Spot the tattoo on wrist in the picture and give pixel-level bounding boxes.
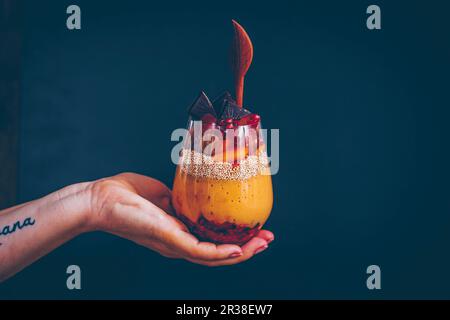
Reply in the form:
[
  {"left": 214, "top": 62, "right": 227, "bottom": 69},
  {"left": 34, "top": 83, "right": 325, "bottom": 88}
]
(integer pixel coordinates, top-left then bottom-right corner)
[{"left": 0, "top": 217, "right": 36, "bottom": 245}]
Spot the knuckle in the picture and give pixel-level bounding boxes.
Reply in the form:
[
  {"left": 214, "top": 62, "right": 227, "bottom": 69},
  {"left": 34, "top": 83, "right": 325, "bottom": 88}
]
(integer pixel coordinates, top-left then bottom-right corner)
[{"left": 116, "top": 172, "right": 136, "bottom": 180}]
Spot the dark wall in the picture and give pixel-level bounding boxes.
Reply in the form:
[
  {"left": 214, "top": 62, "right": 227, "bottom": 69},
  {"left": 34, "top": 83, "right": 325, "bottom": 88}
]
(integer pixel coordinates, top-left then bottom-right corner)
[
  {"left": 0, "top": 0, "right": 20, "bottom": 209},
  {"left": 1, "top": 0, "right": 450, "bottom": 299}
]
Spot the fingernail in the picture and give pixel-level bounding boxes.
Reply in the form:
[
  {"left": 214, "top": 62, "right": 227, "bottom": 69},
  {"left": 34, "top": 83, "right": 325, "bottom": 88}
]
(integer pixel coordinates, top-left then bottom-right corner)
[
  {"left": 229, "top": 252, "right": 242, "bottom": 258},
  {"left": 267, "top": 237, "right": 274, "bottom": 244},
  {"left": 254, "top": 245, "right": 268, "bottom": 255}
]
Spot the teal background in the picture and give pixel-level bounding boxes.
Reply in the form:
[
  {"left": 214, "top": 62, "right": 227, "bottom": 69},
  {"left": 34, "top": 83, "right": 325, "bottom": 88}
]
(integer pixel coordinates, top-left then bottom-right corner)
[{"left": 1, "top": 0, "right": 450, "bottom": 298}]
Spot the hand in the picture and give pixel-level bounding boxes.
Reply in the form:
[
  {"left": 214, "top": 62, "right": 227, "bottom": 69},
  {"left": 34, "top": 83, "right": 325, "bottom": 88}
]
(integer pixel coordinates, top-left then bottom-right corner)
[{"left": 87, "top": 173, "right": 274, "bottom": 266}]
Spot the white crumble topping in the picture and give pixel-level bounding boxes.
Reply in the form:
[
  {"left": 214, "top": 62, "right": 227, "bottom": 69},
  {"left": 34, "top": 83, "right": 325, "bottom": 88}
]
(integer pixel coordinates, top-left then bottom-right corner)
[{"left": 179, "top": 149, "right": 269, "bottom": 180}]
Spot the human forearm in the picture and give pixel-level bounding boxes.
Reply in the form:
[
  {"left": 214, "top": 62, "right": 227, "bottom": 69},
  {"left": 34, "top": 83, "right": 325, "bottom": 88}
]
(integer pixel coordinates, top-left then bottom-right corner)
[
  {"left": 0, "top": 183, "right": 93, "bottom": 281},
  {"left": 0, "top": 172, "right": 273, "bottom": 281}
]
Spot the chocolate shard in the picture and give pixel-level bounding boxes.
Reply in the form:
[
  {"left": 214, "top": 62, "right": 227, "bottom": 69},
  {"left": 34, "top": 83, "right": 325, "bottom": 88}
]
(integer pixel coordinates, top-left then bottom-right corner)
[
  {"left": 221, "top": 104, "right": 251, "bottom": 120},
  {"left": 188, "top": 91, "right": 216, "bottom": 119},
  {"left": 213, "top": 92, "right": 251, "bottom": 120},
  {"left": 212, "top": 91, "right": 235, "bottom": 118},
  {"left": 235, "top": 107, "right": 251, "bottom": 119}
]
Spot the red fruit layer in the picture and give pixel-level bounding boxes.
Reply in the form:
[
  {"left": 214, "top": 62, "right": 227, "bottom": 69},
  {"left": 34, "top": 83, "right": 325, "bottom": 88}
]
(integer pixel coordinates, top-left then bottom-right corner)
[
  {"left": 175, "top": 212, "right": 260, "bottom": 245},
  {"left": 201, "top": 114, "right": 217, "bottom": 124},
  {"left": 201, "top": 113, "right": 260, "bottom": 129}
]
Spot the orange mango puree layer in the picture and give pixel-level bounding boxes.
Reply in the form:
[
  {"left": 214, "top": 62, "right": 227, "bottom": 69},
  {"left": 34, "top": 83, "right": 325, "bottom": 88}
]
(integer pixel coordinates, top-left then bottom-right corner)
[{"left": 172, "top": 166, "right": 273, "bottom": 227}]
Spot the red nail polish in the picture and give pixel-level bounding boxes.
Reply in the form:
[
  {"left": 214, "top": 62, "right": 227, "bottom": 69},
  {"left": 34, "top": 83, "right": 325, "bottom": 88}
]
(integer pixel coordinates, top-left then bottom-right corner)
[{"left": 254, "top": 245, "right": 268, "bottom": 255}]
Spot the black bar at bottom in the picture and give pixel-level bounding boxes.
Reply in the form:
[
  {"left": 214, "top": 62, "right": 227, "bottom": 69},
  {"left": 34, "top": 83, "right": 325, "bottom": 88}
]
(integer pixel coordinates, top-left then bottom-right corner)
[{"left": 0, "top": 300, "right": 443, "bottom": 317}]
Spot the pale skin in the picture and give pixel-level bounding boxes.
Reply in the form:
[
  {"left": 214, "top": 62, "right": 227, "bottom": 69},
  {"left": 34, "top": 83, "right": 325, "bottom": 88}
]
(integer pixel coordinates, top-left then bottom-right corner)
[{"left": 0, "top": 172, "right": 274, "bottom": 282}]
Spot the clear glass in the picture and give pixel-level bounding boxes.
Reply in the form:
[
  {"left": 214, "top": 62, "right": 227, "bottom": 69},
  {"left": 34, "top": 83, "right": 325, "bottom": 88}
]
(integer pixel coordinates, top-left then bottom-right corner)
[{"left": 172, "top": 119, "right": 273, "bottom": 245}]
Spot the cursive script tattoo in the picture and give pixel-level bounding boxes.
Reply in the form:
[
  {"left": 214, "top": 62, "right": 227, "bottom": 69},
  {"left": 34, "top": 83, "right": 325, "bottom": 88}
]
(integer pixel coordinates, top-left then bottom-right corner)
[{"left": 0, "top": 217, "right": 36, "bottom": 245}]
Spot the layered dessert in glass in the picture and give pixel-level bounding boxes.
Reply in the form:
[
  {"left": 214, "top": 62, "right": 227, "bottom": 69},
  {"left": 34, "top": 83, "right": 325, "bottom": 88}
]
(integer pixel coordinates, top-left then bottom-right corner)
[
  {"left": 172, "top": 20, "right": 273, "bottom": 245},
  {"left": 172, "top": 92, "right": 273, "bottom": 245}
]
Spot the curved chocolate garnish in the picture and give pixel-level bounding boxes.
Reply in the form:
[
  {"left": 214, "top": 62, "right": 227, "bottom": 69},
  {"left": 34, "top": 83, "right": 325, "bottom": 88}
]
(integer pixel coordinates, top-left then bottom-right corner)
[
  {"left": 231, "top": 20, "right": 253, "bottom": 107},
  {"left": 188, "top": 91, "right": 216, "bottom": 119}
]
